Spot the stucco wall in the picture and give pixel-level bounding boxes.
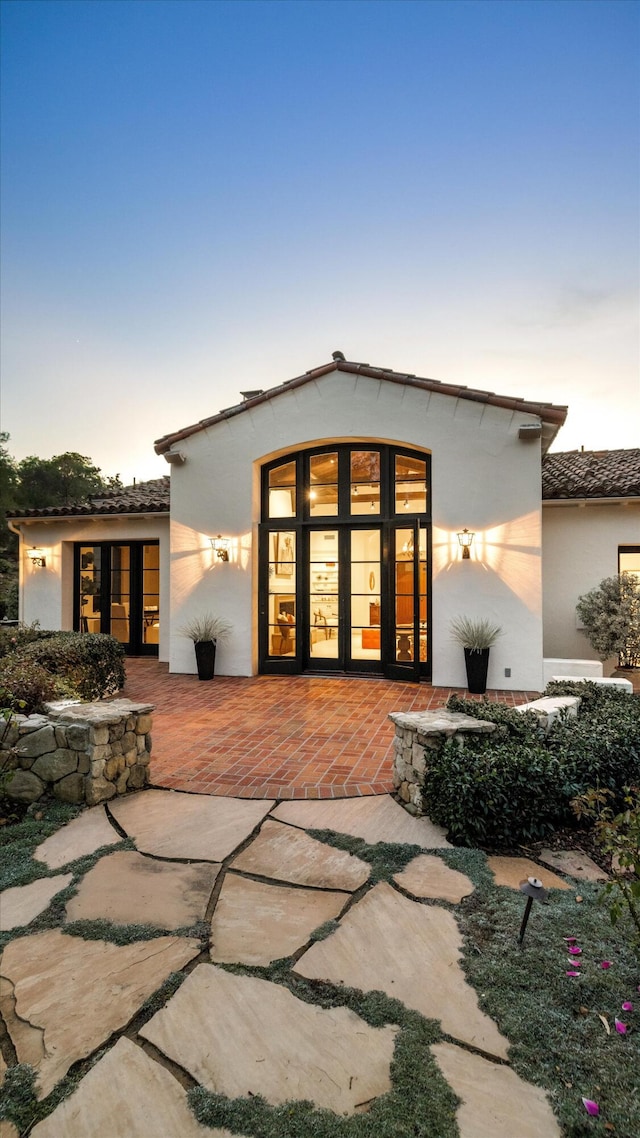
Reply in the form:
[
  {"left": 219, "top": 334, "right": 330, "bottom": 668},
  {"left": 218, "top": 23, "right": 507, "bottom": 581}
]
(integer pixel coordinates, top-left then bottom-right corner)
[
  {"left": 168, "top": 368, "right": 545, "bottom": 690},
  {"left": 13, "top": 516, "right": 171, "bottom": 662},
  {"left": 541, "top": 500, "right": 640, "bottom": 670}
]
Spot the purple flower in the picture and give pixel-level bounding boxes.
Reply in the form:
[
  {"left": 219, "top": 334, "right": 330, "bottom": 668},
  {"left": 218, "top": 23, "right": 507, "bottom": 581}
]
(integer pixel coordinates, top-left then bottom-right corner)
[
  {"left": 614, "top": 1018, "right": 627, "bottom": 1035},
  {"left": 568, "top": 946, "right": 582, "bottom": 955},
  {"left": 622, "top": 1001, "right": 633, "bottom": 1012},
  {"left": 601, "top": 961, "right": 611, "bottom": 969},
  {"left": 563, "top": 936, "right": 578, "bottom": 943},
  {"left": 566, "top": 970, "right": 581, "bottom": 977},
  {"left": 582, "top": 1098, "right": 599, "bottom": 1116}
]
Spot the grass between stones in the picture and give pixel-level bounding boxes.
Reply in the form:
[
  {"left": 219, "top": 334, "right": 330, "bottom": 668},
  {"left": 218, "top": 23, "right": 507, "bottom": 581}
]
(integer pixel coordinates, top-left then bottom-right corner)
[{"left": 1, "top": 811, "right": 639, "bottom": 1136}]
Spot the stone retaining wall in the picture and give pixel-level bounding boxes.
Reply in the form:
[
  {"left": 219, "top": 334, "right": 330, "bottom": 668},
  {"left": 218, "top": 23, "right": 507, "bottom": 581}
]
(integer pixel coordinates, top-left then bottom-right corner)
[
  {"left": 0, "top": 699, "right": 154, "bottom": 806},
  {"left": 389, "top": 710, "right": 497, "bottom": 814}
]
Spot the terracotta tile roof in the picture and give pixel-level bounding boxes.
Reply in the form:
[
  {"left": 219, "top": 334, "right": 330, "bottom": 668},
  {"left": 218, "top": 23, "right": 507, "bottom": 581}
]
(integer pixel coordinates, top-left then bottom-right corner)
[
  {"left": 154, "top": 356, "right": 568, "bottom": 455},
  {"left": 7, "top": 476, "right": 171, "bottom": 520},
  {"left": 542, "top": 449, "right": 640, "bottom": 500}
]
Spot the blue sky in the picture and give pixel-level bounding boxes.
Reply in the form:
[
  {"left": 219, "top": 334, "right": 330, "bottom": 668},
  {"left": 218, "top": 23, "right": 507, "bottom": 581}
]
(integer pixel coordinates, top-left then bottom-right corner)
[{"left": 1, "top": 0, "right": 638, "bottom": 484}]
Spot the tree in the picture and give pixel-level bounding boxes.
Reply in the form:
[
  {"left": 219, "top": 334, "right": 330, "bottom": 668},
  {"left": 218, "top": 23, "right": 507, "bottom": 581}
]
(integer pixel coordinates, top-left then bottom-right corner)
[
  {"left": 15, "top": 452, "right": 121, "bottom": 510},
  {"left": 576, "top": 574, "right": 640, "bottom": 668}
]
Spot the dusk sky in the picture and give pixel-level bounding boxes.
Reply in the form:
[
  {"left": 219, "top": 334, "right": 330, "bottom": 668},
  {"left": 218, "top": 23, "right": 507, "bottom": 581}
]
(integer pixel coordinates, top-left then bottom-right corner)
[{"left": 1, "top": 0, "right": 638, "bottom": 486}]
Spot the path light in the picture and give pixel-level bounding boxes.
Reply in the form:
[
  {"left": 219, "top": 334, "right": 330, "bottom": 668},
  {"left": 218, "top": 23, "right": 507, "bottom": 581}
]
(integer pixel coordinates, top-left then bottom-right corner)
[{"left": 518, "top": 877, "right": 548, "bottom": 946}]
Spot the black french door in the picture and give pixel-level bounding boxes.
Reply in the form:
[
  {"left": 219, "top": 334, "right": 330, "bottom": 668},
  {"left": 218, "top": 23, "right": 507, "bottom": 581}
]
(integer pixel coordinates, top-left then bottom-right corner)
[{"left": 73, "top": 541, "right": 160, "bottom": 656}]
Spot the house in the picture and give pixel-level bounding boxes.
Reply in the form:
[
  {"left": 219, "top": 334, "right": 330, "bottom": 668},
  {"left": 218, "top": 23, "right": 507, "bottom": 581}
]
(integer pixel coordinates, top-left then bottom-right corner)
[{"left": 8, "top": 355, "right": 639, "bottom": 691}]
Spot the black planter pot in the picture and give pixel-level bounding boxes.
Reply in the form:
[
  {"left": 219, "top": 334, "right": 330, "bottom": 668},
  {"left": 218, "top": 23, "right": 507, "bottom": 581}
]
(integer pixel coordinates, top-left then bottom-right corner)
[
  {"left": 194, "top": 640, "right": 216, "bottom": 681},
  {"left": 464, "top": 648, "right": 490, "bottom": 695}
]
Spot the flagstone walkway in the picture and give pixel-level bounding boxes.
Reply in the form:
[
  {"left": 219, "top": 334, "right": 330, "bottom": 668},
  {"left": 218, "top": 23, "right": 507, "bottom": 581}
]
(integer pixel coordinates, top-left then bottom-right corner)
[
  {"left": 122, "top": 659, "right": 540, "bottom": 799},
  {"left": 0, "top": 791, "right": 564, "bottom": 1138}
]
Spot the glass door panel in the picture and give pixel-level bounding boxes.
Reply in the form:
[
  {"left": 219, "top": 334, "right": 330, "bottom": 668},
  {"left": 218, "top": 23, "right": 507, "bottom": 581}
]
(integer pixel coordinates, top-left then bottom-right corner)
[
  {"left": 267, "top": 531, "right": 297, "bottom": 656},
  {"left": 142, "top": 544, "right": 160, "bottom": 646},
  {"left": 110, "top": 546, "right": 131, "bottom": 644},
  {"left": 309, "top": 530, "right": 339, "bottom": 659},
  {"left": 386, "top": 525, "right": 420, "bottom": 680},
  {"left": 350, "top": 530, "right": 381, "bottom": 661},
  {"left": 79, "top": 547, "right": 102, "bottom": 633},
  {"left": 418, "top": 526, "right": 428, "bottom": 664}
]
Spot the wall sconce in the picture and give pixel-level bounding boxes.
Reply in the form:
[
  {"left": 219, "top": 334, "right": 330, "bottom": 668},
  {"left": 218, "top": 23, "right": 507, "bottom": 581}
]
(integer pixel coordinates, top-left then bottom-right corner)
[
  {"left": 457, "top": 529, "right": 475, "bottom": 559},
  {"left": 210, "top": 535, "right": 230, "bottom": 562},
  {"left": 27, "top": 546, "right": 47, "bottom": 568}
]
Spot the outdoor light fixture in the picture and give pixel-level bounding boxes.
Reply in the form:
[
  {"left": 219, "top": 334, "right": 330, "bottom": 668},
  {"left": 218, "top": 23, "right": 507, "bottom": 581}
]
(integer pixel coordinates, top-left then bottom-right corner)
[
  {"left": 210, "top": 535, "right": 230, "bottom": 562},
  {"left": 457, "top": 529, "right": 475, "bottom": 559},
  {"left": 26, "top": 546, "right": 46, "bottom": 568},
  {"left": 518, "top": 876, "right": 548, "bottom": 946}
]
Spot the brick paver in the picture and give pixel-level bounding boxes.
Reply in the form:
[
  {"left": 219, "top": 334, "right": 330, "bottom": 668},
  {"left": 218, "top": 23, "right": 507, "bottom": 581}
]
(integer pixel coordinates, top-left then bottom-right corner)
[{"left": 122, "top": 659, "right": 539, "bottom": 800}]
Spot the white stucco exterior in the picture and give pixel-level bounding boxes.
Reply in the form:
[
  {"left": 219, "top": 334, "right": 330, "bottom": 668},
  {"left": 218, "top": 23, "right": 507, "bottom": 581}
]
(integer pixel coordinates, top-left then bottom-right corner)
[
  {"left": 12, "top": 516, "right": 170, "bottom": 662},
  {"left": 167, "top": 367, "right": 546, "bottom": 690},
  {"left": 542, "top": 499, "right": 640, "bottom": 671}
]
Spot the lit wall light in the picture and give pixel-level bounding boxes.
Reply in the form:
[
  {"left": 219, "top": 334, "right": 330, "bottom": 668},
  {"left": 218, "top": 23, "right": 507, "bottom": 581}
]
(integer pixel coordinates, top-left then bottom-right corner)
[
  {"left": 457, "top": 529, "right": 475, "bottom": 559},
  {"left": 26, "top": 546, "right": 47, "bottom": 568},
  {"left": 210, "top": 535, "right": 230, "bottom": 562}
]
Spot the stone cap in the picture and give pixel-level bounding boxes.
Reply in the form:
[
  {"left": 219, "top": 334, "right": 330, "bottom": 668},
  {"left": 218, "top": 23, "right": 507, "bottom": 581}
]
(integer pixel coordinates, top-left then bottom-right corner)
[
  {"left": 388, "top": 710, "right": 496, "bottom": 736},
  {"left": 44, "top": 699, "right": 155, "bottom": 724}
]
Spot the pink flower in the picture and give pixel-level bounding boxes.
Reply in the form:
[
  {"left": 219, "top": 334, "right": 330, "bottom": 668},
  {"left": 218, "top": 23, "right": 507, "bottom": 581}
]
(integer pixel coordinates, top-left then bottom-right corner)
[
  {"left": 566, "top": 970, "right": 581, "bottom": 977},
  {"left": 582, "top": 1098, "right": 599, "bottom": 1116},
  {"left": 622, "top": 1001, "right": 633, "bottom": 1012},
  {"left": 601, "top": 961, "right": 611, "bottom": 969},
  {"left": 568, "top": 946, "right": 582, "bottom": 955},
  {"left": 614, "top": 1018, "right": 627, "bottom": 1035}
]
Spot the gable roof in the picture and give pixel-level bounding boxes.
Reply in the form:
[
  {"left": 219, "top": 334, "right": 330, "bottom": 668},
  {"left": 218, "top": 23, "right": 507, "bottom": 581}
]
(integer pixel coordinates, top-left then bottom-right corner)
[
  {"left": 7, "top": 476, "right": 171, "bottom": 521},
  {"left": 542, "top": 449, "right": 640, "bottom": 501},
  {"left": 154, "top": 355, "right": 568, "bottom": 456}
]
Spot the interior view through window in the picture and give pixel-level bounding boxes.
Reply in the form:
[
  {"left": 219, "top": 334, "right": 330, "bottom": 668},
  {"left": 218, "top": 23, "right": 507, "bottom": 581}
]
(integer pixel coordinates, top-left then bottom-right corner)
[
  {"left": 75, "top": 541, "right": 160, "bottom": 656},
  {"left": 260, "top": 445, "right": 430, "bottom": 680}
]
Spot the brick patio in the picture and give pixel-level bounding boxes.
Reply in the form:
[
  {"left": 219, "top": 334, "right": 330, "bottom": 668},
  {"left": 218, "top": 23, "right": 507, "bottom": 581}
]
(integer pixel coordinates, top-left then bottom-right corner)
[{"left": 121, "top": 659, "right": 540, "bottom": 800}]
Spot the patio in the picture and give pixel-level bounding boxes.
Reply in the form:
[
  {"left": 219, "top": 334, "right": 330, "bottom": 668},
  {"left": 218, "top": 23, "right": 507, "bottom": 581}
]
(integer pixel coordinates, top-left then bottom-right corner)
[{"left": 122, "top": 659, "right": 540, "bottom": 799}]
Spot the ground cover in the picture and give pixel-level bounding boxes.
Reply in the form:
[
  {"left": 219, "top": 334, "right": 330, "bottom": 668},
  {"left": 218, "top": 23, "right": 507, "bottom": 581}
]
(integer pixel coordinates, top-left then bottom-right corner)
[{"left": 0, "top": 799, "right": 638, "bottom": 1137}]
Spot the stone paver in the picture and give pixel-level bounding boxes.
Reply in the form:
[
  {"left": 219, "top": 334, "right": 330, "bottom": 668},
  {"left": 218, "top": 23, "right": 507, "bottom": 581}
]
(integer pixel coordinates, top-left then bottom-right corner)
[
  {"left": 34, "top": 806, "right": 121, "bottom": 868},
  {"left": 109, "top": 789, "right": 274, "bottom": 860},
  {"left": 0, "top": 929, "right": 199, "bottom": 1097},
  {"left": 30, "top": 1038, "right": 244, "bottom": 1138},
  {"left": 66, "top": 851, "right": 220, "bottom": 928},
  {"left": 487, "top": 856, "right": 570, "bottom": 892},
  {"left": 539, "top": 848, "right": 608, "bottom": 882},
  {"left": 210, "top": 874, "right": 347, "bottom": 965},
  {"left": 0, "top": 1122, "right": 19, "bottom": 1138},
  {"left": 141, "top": 963, "right": 398, "bottom": 1114},
  {"left": 432, "top": 1042, "right": 561, "bottom": 1138},
  {"left": 393, "top": 854, "right": 474, "bottom": 902},
  {"left": 295, "top": 881, "right": 509, "bottom": 1059},
  {"left": 272, "top": 794, "right": 450, "bottom": 847},
  {"left": 0, "top": 874, "right": 73, "bottom": 932},
  {"left": 230, "top": 818, "right": 370, "bottom": 890}
]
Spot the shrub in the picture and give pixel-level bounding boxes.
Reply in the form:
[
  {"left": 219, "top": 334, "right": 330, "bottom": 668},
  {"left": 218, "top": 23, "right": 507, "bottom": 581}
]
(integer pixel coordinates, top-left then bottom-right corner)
[
  {"left": 0, "top": 658, "right": 72, "bottom": 715},
  {"left": 576, "top": 573, "right": 640, "bottom": 667},
  {"left": 546, "top": 690, "right": 640, "bottom": 806},
  {"left": 446, "top": 693, "right": 543, "bottom": 740},
  {"left": 18, "top": 633, "right": 125, "bottom": 700},
  {"left": 0, "top": 621, "right": 54, "bottom": 660}
]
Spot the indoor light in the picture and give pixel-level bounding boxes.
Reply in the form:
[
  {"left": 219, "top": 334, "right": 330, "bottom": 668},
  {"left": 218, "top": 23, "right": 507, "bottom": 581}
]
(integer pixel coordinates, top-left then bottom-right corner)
[
  {"left": 210, "top": 535, "right": 230, "bottom": 562},
  {"left": 26, "top": 546, "right": 46, "bottom": 568},
  {"left": 457, "top": 529, "right": 475, "bottom": 559}
]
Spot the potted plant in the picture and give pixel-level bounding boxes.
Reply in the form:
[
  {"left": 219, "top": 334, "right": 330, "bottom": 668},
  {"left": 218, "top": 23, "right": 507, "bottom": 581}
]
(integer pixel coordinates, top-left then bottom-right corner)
[
  {"left": 450, "top": 615, "right": 502, "bottom": 695},
  {"left": 179, "top": 613, "right": 233, "bottom": 681}
]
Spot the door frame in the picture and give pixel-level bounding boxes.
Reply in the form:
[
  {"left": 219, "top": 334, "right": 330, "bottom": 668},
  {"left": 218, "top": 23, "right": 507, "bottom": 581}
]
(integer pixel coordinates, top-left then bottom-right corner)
[{"left": 73, "top": 540, "right": 160, "bottom": 657}]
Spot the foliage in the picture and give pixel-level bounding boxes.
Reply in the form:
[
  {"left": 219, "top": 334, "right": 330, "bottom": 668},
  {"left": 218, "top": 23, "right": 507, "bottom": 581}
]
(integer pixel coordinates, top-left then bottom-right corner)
[
  {"left": 179, "top": 612, "right": 233, "bottom": 643},
  {"left": 576, "top": 573, "right": 640, "bottom": 667},
  {"left": 433, "top": 688, "right": 640, "bottom": 847},
  {"left": 572, "top": 787, "right": 640, "bottom": 953},
  {"left": 423, "top": 734, "right": 566, "bottom": 846},
  {"left": 14, "top": 451, "right": 122, "bottom": 510},
  {"left": 18, "top": 633, "right": 125, "bottom": 700},
  {"left": 449, "top": 615, "right": 502, "bottom": 651},
  {"left": 0, "top": 656, "right": 72, "bottom": 714},
  {"left": 0, "top": 620, "right": 54, "bottom": 659}
]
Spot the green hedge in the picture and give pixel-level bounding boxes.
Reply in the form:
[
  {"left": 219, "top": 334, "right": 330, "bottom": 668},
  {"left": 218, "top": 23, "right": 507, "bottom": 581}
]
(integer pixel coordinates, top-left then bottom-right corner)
[
  {"left": 18, "top": 634, "right": 125, "bottom": 701},
  {"left": 422, "top": 686, "right": 640, "bottom": 847}
]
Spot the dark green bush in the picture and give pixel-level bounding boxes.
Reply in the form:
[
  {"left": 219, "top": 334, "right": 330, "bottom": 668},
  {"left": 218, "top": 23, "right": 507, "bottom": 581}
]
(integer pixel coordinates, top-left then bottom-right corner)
[
  {"left": 423, "top": 735, "right": 566, "bottom": 847},
  {"left": 0, "top": 658, "right": 72, "bottom": 715},
  {"left": 0, "top": 621, "right": 55, "bottom": 659},
  {"left": 18, "top": 634, "right": 125, "bottom": 701},
  {"left": 428, "top": 687, "right": 640, "bottom": 847}
]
